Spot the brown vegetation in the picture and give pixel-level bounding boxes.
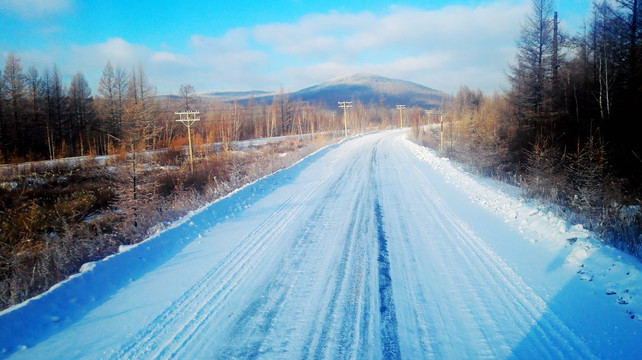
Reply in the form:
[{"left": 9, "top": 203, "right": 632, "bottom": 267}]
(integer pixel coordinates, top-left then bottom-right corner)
[
  {"left": 0, "top": 49, "right": 408, "bottom": 310},
  {"left": 0, "top": 135, "right": 335, "bottom": 310}
]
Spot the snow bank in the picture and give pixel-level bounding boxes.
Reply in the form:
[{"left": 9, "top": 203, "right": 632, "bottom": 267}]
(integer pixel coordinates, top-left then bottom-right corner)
[
  {"left": 0, "top": 140, "right": 343, "bottom": 356},
  {"left": 404, "top": 138, "right": 642, "bottom": 322}
]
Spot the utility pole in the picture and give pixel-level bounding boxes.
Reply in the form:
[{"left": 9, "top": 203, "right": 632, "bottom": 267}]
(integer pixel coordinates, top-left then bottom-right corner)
[
  {"left": 175, "top": 110, "right": 200, "bottom": 173},
  {"left": 338, "top": 101, "right": 352, "bottom": 137},
  {"left": 396, "top": 104, "right": 405, "bottom": 128}
]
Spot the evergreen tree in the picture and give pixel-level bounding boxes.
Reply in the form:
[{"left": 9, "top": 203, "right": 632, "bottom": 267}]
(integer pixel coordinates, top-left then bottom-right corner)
[{"left": 508, "top": 0, "right": 557, "bottom": 137}]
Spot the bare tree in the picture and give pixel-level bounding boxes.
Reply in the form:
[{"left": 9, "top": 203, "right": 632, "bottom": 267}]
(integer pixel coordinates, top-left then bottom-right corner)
[
  {"left": 118, "top": 64, "right": 158, "bottom": 229},
  {"left": 98, "top": 62, "right": 117, "bottom": 142},
  {"left": 26, "top": 66, "right": 44, "bottom": 156},
  {"left": 0, "top": 67, "right": 7, "bottom": 161},
  {"left": 3, "top": 53, "right": 25, "bottom": 156},
  {"left": 42, "top": 66, "right": 66, "bottom": 158},
  {"left": 591, "top": 2, "right": 619, "bottom": 122},
  {"left": 114, "top": 65, "right": 128, "bottom": 138},
  {"left": 616, "top": 0, "right": 640, "bottom": 88},
  {"left": 277, "top": 87, "right": 292, "bottom": 135},
  {"left": 128, "top": 63, "right": 155, "bottom": 109},
  {"left": 68, "top": 72, "right": 94, "bottom": 155},
  {"left": 179, "top": 83, "right": 198, "bottom": 111},
  {"left": 98, "top": 62, "right": 128, "bottom": 152}
]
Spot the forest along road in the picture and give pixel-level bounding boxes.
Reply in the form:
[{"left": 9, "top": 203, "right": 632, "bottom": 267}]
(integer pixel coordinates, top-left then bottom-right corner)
[{"left": 3, "top": 130, "right": 639, "bottom": 359}]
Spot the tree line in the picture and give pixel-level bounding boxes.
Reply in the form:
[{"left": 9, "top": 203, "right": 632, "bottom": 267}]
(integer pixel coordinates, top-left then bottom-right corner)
[
  {"left": 428, "top": 0, "right": 641, "bottom": 255},
  {"left": 0, "top": 57, "right": 154, "bottom": 162},
  {"left": 508, "top": 0, "right": 640, "bottom": 173},
  {"left": 0, "top": 56, "right": 409, "bottom": 165}
]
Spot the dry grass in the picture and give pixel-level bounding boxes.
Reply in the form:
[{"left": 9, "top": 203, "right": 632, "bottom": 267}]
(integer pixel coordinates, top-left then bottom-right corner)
[{"left": 0, "top": 135, "right": 336, "bottom": 310}]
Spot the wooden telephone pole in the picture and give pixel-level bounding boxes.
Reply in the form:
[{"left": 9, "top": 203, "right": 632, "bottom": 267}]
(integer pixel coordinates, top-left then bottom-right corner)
[
  {"left": 338, "top": 101, "right": 352, "bottom": 137},
  {"left": 175, "top": 111, "right": 200, "bottom": 173}
]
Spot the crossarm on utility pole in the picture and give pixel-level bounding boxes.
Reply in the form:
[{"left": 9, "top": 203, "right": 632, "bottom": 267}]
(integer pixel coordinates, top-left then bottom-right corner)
[{"left": 175, "top": 111, "right": 200, "bottom": 173}]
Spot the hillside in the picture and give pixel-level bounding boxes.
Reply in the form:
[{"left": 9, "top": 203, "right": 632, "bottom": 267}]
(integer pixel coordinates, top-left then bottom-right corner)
[
  {"left": 200, "top": 90, "right": 272, "bottom": 102},
  {"left": 219, "top": 73, "right": 444, "bottom": 109},
  {"left": 290, "top": 73, "right": 444, "bottom": 108}
]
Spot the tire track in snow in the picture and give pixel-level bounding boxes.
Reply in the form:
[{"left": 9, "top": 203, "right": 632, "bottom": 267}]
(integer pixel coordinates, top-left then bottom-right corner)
[
  {"left": 333, "top": 177, "right": 376, "bottom": 359},
  {"left": 304, "top": 139, "right": 402, "bottom": 359},
  {"left": 213, "top": 158, "right": 358, "bottom": 358},
  {"left": 371, "top": 146, "right": 401, "bottom": 360},
  {"left": 296, "top": 138, "right": 381, "bottom": 359},
  {"left": 393, "top": 135, "right": 598, "bottom": 359},
  {"left": 307, "top": 155, "right": 371, "bottom": 359},
  {"left": 110, "top": 156, "right": 339, "bottom": 360},
  {"left": 374, "top": 200, "right": 401, "bottom": 359},
  {"left": 378, "top": 139, "right": 439, "bottom": 358},
  {"left": 112, "top": 139, "right": 375, "bottom": 360},
  {"left": 393, "top": 212, "right": 439, "bottom": 358}
]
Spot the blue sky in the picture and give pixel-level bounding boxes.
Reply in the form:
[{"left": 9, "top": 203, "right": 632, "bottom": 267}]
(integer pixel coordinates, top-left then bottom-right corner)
[{"left": 0, "top": 0, "right": 592, "bottom": 94}]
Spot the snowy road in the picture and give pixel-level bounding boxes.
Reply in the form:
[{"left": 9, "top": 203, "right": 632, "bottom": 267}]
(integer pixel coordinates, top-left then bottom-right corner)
[{"left": 2, "top": 130, "right": 640, "bottom": 359}]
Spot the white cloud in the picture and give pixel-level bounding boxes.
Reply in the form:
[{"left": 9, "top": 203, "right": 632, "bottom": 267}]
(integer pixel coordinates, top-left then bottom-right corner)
[
  {"left": 260, "top": 2, "right": 528, "bottom": 92},
  {"left": 253, "top": 11, "right": 375, "bottom": 57},
  {"left": 14, "top": 34, "right": 270, "bottom": 94},
  {"left": 150, "top": 51, "right": 192, "bottom": 66},
  {"left": 187, "top": 30, "right": 271, "bottom": 90},
  {"left": 0, "top": 0, "right": 72, "bottom": 18},
  {"left": 12, "top": 1, "right": 530, "bottom": 94},
  {"left": 63, "top": 38, "right": 196, "bottom": 93},
  {"left": 252, "top": 3, "right": 526, "bottom": 57},
  {"left": 71, "top": 38, "right": 151, "bottom": 67}
]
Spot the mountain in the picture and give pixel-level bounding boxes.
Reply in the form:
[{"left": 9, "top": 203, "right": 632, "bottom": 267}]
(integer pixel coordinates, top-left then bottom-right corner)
[
  {"left": 219, "top": 73, "right": 444, "bottom": 109},
  {"left": 157, "top": 90, "right": 272, "bottom": 102},
  {"left": 288, "top": 73, "right": 444, "bottom": 109},
  {"left": 200, "top": 90, "right": 271, "bottom": 102}
]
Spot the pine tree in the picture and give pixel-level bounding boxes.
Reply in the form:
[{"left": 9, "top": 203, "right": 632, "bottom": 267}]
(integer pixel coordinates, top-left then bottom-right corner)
[{"left": 508, "top": 0, "right": 557, "bottom": 136}]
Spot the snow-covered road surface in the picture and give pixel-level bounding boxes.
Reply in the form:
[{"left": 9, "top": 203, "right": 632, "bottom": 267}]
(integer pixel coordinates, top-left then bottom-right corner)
[{"left": 1, "top": 130, "right": 640, "bottom": 359}]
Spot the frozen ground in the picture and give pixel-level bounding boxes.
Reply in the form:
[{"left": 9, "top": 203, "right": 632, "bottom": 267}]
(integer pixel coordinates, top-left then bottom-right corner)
[{"left": 1, "top": 130, "right": 640, "bottom": 359}]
